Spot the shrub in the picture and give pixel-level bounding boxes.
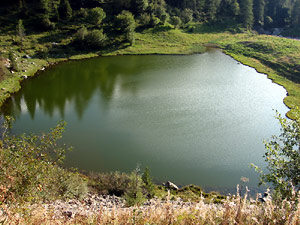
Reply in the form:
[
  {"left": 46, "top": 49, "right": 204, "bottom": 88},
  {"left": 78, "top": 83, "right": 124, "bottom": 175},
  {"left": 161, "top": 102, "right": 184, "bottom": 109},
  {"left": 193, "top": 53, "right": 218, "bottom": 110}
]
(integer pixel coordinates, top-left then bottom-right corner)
[
  {"left": 85, "top": 29, "right": 107, "bottom": 48},
  {"left": 73, "top": 26, "right": 88, "bottom": 48},
  {"left": 8, "top": 51, "right": 19, "bottom": 72},
  {"left": 90, "top": 171, "right": 131, "bottom": 196},
  {"left": 180, "top": 8, "right": 193, "bottom": 24},
  {"left": 150, "top": 15, "right": 160, "bottom": 27},
  {"left": 87, "top": 7, "right": 106, "bottom": 26},
  {"left": 124, "top": 168, "right": 146, "bottom": 206},
  {"left": 73, "top": 28, "right": 107, "bottom": 49},
  {"left": 0, "top": 57, "right": 10, "bottom": 80},
  {"left": 142, "top": 167, "right": 155, "bottom": 198},
  {"left": 138, "top": 13, "right": 151, "bottom": 27},
  {"left": 16, "top": 19, "right": 25, "bottom": 43},
  {"left": 0, "top": 118, "right": 88, "bottom": 203},
  {"left": 252, "top": 109, "right": 300, "bottom": 199},
  {"left": 116, "top": 10, "right": 136, "bottom": 45},
  {"left": 77, "top": 8, "right": 89, "bottom": 19},
  {"left": 170, "top": 16, "right": 181, "bottom": 28}
]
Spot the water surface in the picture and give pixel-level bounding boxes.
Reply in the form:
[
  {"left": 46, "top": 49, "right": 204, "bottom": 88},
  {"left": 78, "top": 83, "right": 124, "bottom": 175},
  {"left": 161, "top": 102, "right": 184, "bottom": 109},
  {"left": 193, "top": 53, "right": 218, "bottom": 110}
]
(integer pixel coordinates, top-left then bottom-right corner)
[{"left": 2, "top": 49, "right": 288, "bottom": 193}]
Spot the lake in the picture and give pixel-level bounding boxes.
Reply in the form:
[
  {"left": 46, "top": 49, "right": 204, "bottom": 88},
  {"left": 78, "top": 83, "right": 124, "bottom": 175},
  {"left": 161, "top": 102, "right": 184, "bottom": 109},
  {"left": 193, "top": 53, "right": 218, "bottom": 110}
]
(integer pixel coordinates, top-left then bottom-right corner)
[{"left": 1, "top": 49, "right": 289, "bottom": 194}]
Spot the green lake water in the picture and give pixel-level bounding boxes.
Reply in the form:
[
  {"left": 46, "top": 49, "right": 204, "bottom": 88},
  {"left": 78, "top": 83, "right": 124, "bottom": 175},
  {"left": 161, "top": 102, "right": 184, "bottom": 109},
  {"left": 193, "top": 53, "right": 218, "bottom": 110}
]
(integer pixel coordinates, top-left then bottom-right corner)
[{"left": 1, "top": 49, "right": 288, "bottom": 193}]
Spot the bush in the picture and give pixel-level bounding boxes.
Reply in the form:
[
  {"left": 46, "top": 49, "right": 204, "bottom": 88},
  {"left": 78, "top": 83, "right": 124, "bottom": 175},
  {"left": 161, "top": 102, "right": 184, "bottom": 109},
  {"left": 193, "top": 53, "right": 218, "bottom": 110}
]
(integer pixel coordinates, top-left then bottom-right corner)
[
  {"left": 252, "top": 109, "right": 300, "bottom": 199},
  {"left": 90, "top": 167, "right": 154, "bottom": 206},
  {"left": 73, "top": 26, "right": 88, "bottom": 48},
  {"left": 85, "top": 29, "right": 107, "bottom": 48},
  {"left": 138, "top": 13, "right": 151, "bottom": 27},
  {"left": 180, "top": 8, "right": 193, "bottom": 24},
  {"left": 170, "top": 16, "right": 181, "bottom": 28},
  {"left": 8, "top": 51, "right": 19, "bottom": 72},
  {"left": 116, "top": 10, "right": 136, "bottom": 45},
  {"left": 77, "top": 8, "right": 89, "bottom": 19},
  {"left": 0, "top": 57, "right": 10, "bottom": 80},
  {"left": 142, "top": 167, "right": 155, "bottom": 198},
  {"left": 73, "top": 28, "right": 107, "bottom": 49},
  {"left": 87, "top": 7, "right": 106, "bottom": 26},
  {"left": 124, "top": 168, "right": 146, "bottom": 206},
  {"left": 16, "top": 19, "right": 25, "bottom": 43},
  {"left": 90, "top": 171, "right": 131, "bottom": 196},
  {"left": 150, "top": 15, "right": 160, "bottom": 27},
  {"left": 0, "top": 118, "right": 88, "bottom": 203}
]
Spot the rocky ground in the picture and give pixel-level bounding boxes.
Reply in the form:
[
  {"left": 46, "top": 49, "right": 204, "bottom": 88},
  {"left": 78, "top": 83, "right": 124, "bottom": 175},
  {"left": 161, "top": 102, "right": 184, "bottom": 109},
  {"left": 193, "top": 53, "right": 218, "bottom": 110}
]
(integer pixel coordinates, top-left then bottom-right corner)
[{"left": 21, "top": 193, "right": 202, "bottom": 220}]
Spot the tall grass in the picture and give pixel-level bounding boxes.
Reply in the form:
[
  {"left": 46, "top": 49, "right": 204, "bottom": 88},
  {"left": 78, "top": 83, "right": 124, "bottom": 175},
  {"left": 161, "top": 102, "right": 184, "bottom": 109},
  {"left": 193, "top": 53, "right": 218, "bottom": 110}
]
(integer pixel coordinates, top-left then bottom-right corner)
[{"left": 0, "top": 187, "right": 298, "bottom": 224}]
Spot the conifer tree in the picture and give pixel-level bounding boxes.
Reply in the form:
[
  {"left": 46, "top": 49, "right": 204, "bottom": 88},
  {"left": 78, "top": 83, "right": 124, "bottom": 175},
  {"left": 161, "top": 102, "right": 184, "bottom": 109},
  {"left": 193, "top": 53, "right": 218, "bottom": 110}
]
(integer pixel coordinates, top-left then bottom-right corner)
[
  {"left": 253, "top": 0, "right": 265, "bottom": 26},
  {"left": 240, "top": 0, "right": 254, "bottom": 28},
  {"left": 16, "top": 19, "right": 25, "bottom": 42},
  {"left": 292, "top": 0, "right": 300, "bottom": 27},
  {"left": 205, "top": 0, "right": 218, "bottom": 21},
  {"left": 59, "top": 0, "right": 72, "bottom": 20}
]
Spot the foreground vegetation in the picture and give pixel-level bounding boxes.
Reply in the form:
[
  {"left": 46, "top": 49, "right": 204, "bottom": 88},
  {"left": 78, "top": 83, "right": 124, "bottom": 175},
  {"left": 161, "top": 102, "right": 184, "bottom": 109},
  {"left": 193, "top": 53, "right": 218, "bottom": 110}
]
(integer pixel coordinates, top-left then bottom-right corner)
[
  {"left": 1, "top": 190, "right": 299, "bottom": 224},
  {"left": 0, "top": 110, "right": 299, "bottom": 223}
]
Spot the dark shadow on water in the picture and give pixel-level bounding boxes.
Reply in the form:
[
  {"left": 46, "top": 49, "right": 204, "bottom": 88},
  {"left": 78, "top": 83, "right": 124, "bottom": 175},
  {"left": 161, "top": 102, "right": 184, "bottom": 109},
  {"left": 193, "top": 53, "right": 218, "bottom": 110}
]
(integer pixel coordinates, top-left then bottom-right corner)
[{"left": 1, "top": 54, "right": 186, "bottom": 120}]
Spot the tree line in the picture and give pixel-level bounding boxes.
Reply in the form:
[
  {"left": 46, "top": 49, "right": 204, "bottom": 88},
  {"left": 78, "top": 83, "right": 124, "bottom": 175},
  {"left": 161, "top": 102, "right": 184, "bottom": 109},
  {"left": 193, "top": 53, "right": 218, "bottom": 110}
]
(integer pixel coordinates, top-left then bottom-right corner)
[
  {"left": 2, "top": 0, "right": 300, "bottom": 49},
  {"left": 6, "top": 0, "right": 300, "bottom": 29}
]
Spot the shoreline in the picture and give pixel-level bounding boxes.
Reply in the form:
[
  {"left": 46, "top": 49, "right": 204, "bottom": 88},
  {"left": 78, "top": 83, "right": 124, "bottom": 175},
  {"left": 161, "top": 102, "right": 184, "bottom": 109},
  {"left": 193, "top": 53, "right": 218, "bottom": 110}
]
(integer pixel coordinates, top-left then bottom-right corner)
[{"left": 0, "top": 43, "right": 294, "bottom": 119}]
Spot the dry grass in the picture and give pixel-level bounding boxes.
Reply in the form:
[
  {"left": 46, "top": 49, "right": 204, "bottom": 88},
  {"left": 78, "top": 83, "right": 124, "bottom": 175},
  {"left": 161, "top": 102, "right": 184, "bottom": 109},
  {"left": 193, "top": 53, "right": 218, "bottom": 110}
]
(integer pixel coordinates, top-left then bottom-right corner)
[{"left": 1, "top": 188, "right": 299, "bottom": 225}]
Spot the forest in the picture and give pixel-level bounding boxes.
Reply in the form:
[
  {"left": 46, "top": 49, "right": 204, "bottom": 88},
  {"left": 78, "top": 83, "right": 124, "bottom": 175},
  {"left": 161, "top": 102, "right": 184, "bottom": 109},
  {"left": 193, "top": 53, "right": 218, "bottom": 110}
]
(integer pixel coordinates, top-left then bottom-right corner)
[{"left": 2, "top": 0, "right": 300, "bottom": 33}]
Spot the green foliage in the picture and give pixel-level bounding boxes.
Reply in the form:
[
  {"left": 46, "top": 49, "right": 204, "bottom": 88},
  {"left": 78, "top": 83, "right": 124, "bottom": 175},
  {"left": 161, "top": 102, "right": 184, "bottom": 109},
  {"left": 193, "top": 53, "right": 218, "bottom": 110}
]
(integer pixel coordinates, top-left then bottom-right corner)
[
  {"left": 142, "top": 167, "right": 155, "bottom": 198},
  {"left": 16, "top": 19, "right": 25, "bottom": 42},
  {"left": 0, "top": 118, "right": 88, "bottom": 203},
  {"left": 170, "top": 16, "right": 181, "bottom": 28},
  {"left": 58, "top": 0, "right": 72, "bottom": 20},
  {"left": 116, "top": 10, "right": 136, "bottom": 45},
  {"left": 73, "top": 28, "right": 107, "bottom": 49},
  {"left": 8, "top": 51, "right": 19, "bottom": 72},
  {"left": 90, "top": 171, "right": 132, "bottom": 196},
  {"left": 181, "top": 8, "right": 193, "bottom": 24},
  {"left": 253, "top": 0, "right": 265, "bottom": 26},
  {"left": 124, "top": 167, "right": 146, "bottom": 206},
  {"left": 74, "top": 26, "right": 88, "bottom": 43},
  {"left": 134, "top": 0, "right": 149, "bottom": 14},
  {"left": 150, "top": 15, "right": 160, "bottom": 27},
  {"left": 90, "top": 167, "right": 156, "bottom": 205},
  {"left": 239, "top": 0, "right": 254, "bottom": 28},
  {"left": 218, "top": 0, "right": 240, "bottom": 21},
  {"left": 85, "top": 29, "right": 107, "bottom": 48},
  {"left": 138, "top": 13, "right": 152, "bottom": 27},
  {"left": 252, "top": 110, "right": 300, "bottom": 199},
  {"left": 87, "top": 7, "right": 106, "bottom": 26},
  {"left": 292, "top": 0, "right": 300, "bottom": 27},
  {"left": 204, "top": 0, "right": 218, "bottom": 21}
]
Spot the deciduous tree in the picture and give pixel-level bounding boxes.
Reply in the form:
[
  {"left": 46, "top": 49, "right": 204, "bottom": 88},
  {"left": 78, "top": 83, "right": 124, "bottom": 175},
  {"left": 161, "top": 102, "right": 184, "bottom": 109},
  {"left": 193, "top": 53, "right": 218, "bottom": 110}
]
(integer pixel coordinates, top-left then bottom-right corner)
[{"left": 252, "top": 110, "right": 300, "bottom": 199}]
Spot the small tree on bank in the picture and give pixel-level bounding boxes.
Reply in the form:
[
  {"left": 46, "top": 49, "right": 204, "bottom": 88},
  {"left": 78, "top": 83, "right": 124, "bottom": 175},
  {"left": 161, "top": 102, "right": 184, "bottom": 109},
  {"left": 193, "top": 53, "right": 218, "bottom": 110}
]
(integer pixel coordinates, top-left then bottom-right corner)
[
  {"left": 16, "top": 19, "right": 25, "bottom": 42},
  {"left": 116, "top": 10, "right": 136, "bottom": 45},
  {"left": 252, "top": 110, "right": 300, "bottom": 199}
]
